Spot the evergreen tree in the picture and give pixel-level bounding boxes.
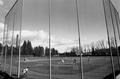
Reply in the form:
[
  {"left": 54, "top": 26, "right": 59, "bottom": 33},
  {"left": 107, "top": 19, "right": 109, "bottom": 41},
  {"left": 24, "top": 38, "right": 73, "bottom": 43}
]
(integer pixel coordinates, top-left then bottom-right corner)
[
  {"left": 27, "top": 40, "right": 33, "bottom": 55},
  {"left": 39, "top": 46, "right": 44, "bottom": 56},
  {"left": 34, "top": 47, "right": 39, "bottom": 56},
  {"left": 21, "top": 40, "right": 33, "bottom": 55},
  {"left": 33, "top": 46, "right": 44, "bottom": 56},
  {"left": 51, "top": 48, "right": 58, "bottom": 56},
  {"left": 21, "top": 40, "right": 27, "bottom": 55},
  {"left": 45, "top": 47, "right": 50, "bottom": 56}
]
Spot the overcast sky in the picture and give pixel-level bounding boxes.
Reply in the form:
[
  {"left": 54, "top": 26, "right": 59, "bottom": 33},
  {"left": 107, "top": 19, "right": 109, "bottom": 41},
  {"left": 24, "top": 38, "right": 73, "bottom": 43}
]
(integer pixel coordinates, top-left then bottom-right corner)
[{"left": 0, "top": 0, "right": 120, "bottom": 53}]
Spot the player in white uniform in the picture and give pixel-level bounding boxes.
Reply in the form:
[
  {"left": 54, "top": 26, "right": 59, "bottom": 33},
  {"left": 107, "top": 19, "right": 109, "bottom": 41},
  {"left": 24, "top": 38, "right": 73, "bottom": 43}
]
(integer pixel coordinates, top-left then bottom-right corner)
[
  {"left": 22, "top": 67, "right": 29, "bottom": 75},
  {"left": 61, "top": 58, "right": 64, "bottom": 64}
]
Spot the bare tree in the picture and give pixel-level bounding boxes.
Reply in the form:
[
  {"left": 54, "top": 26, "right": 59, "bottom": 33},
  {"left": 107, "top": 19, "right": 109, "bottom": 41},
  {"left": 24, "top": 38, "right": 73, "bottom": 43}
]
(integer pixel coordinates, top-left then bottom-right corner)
[
  {"left": 96, "top": 40, "right": 106, "bottom": 49},
  {"left": 110, "top": 37, "right": 116, "bottom": 48},
  {"left": 86, "top": 44, "right": 91, "bottom": 53}
]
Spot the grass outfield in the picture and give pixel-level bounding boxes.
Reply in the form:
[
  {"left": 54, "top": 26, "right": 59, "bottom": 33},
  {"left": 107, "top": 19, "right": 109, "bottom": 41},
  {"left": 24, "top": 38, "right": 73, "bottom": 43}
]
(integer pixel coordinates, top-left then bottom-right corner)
[{"left": 1, "top": 56, "right": 119, "bottom": 79}]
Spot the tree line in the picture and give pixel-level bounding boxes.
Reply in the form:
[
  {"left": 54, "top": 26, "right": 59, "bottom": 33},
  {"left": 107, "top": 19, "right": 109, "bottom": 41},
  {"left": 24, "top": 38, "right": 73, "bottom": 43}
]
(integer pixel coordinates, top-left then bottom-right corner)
[
  {"left": 59, "top": 39, "right": 120, "bottom": 57},
  {"left": 0, "top": 38, "right": 120, "bottom": 57},
  {"left": 0, "top": 40, "right": 59, "bottom": 57}
]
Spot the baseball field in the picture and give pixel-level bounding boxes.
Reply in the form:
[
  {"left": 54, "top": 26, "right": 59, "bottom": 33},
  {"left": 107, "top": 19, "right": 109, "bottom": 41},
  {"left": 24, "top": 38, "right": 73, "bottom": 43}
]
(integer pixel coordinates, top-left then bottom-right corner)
[{"left": 1, "top": 56, "right": 119, "bottom": 79}]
